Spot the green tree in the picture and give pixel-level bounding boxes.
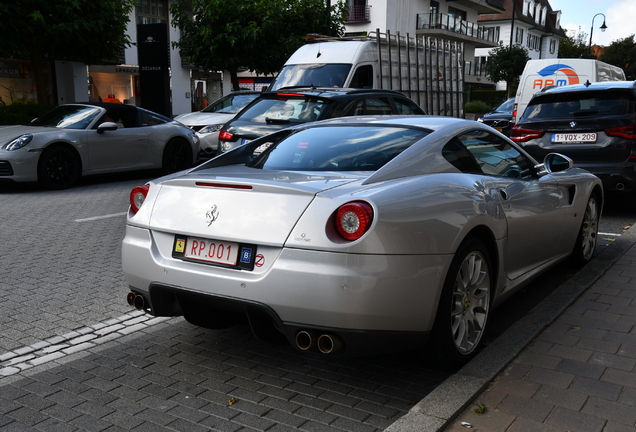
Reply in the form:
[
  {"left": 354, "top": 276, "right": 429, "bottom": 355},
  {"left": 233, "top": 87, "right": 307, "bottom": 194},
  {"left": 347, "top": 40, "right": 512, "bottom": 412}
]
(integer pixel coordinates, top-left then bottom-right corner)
[
  {"left": 600, "top": 35, "right": 636, "bottom": 80},
  {"left": 485, "top": 43, "right": 530, "bottom": 98},
  {"left": 558, "top": 28, "right": 594, "bottom": 59},
  {"left": 0, "top": 0, "right": 134, "bottom": 105},
  {"left": 170, "top": 0, "right": 347, "bottom": 90}
]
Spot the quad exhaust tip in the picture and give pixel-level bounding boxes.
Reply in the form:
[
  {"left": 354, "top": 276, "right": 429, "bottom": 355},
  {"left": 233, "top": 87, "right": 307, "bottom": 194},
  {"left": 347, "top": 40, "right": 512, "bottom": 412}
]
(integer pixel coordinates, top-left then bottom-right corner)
[
  {"left": 126, "top": 292, "right": 147, "bottom": 311},
  {"left": 295, "top": 330, "right": 344, "bottom": 354}
]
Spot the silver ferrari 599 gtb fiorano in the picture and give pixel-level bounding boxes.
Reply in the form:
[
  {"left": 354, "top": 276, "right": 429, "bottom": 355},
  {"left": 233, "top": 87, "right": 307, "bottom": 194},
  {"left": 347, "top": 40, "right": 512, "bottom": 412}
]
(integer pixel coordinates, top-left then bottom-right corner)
[{"left": 122, "top": 116, "right": 602, "bottom": 365}]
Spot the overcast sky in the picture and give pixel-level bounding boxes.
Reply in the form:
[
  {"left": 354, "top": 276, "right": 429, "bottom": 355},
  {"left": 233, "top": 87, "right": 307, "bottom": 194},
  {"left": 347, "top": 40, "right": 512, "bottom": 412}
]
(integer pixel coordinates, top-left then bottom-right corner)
[{"left": 550, "top": 0, "right": 636, "bottom": 46}]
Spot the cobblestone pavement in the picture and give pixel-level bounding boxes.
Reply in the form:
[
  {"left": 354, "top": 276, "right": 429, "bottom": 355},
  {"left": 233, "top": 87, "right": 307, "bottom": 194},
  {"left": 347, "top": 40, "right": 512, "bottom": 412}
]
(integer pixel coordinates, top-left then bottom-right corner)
[
  {"left": 442, "top": 228, "right": 636, "bottom": 432},
  {"left": 0, "top": 174, "right": 451, "bottom": 431}
]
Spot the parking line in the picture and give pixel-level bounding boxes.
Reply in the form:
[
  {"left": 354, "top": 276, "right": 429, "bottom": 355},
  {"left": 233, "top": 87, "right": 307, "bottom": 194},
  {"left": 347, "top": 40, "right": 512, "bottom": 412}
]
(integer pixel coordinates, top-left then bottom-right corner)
[
  {"left": 598, "top": 232, "right": 621, "bottom": 236},
  {"left": 74, "top": 212, "right": 126, "bottom": 222}
]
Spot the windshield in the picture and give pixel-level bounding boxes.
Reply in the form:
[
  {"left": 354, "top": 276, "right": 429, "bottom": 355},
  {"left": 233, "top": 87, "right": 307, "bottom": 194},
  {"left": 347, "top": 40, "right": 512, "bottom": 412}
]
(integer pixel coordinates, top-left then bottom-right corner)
[
  {"left": 237, "top": 95, "right": 331, "bottom": 124},
  {"left": 201, "top": 93, "right": 259, "bottom": 114},
  {"left": 247, "top": 125, "right": 428, "bottom": 171},
  {"left": 523, "top": 90, "right": 635, "bottom": 120},
  {"left": 31, "top": 105, "right": 102, "bottom": 129},
  {"left": 270, "top": 64, "right": 352, "bottom": 90},
  {"left": 495, "top": 98, "right": 515, "bottom": 112}
]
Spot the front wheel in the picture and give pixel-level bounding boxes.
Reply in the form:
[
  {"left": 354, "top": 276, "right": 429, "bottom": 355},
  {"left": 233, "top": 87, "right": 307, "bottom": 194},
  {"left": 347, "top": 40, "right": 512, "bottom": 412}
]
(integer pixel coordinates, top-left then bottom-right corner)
[
  {"left": 162, "top": 139, "right": 193, "bottom": 174},
  {"left": 427, "top": 237, "right": 492, "bottom": 367},
  {"left": 572, "top": 194, "right": 599, "bottom": 264},
  {"left": 37, "top": 146, "right": 81, "bottom": 189}
]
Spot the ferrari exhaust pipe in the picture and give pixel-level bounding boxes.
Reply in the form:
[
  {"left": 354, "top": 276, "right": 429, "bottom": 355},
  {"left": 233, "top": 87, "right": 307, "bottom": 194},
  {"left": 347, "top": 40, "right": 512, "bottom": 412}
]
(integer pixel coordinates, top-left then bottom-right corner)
[
  {"left": 616, "top": 183, "right": 625, "bottom": 191},
  {"left": 126, "top": 292, "right": 147, "bottom": 311},
  {"left": 296, "top": 331, "right": 316, "bottom": 351},
  {"left": 317, "top": 334, "right": 344, "bottom": 354}
]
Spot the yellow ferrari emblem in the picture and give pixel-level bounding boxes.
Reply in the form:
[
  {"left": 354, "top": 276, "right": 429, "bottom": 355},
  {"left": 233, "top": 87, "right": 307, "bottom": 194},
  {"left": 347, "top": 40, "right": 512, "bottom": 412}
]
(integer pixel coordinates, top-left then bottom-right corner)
[{"left": 175, "top": 239, "right": 185, "bottom": 253}]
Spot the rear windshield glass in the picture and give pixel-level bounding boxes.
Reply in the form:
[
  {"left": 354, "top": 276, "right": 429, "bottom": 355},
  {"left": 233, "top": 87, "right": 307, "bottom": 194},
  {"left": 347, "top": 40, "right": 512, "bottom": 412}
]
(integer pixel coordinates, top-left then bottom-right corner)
[
  {"left": 270, "top": 64, "right": 352, "bottom": 90},
  {"left": 523, "top": 90, "right": 635, "bottom": 120},
  {"left": 247, "top": 125, "right": 428, "bottom": 171},
  {"left": 237, "top": 95, "right": 331, "bottom": 125}
]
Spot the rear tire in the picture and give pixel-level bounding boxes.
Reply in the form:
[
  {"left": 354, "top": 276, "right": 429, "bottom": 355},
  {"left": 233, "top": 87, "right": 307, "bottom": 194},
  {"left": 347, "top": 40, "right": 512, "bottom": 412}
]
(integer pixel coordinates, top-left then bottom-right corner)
[
  {"left": 37, "top": 146, "right": 80, "bottom": 189},
  {"left": 426, "top": 237, "right": 492, "bottom": 367},
  {"left": 162, "top": 139, "right": 193, "bottom": 174},
  {"left": 571, "top": 194, "right": 599, "bottom": 264}
]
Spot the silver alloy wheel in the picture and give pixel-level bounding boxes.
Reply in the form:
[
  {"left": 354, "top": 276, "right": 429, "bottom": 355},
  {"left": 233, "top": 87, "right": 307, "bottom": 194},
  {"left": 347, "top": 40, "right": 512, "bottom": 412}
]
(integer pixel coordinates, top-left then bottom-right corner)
[
  {"left": 450, "top": 251, "right": 491, "bottom": 355},
  {"left": 580, "top": 196, "right": 599, "bottom": 261}
]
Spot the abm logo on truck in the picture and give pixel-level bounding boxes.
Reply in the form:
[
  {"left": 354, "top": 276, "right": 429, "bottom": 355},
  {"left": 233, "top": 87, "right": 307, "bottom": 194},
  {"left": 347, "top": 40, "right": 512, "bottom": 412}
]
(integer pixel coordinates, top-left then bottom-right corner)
[{"left": 532, "top": 64, "right": 580, "bottom": 89}]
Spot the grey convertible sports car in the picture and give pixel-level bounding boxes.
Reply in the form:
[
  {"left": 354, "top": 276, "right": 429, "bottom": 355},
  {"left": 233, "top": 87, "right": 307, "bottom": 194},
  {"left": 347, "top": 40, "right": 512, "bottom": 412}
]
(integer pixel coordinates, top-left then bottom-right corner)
[
  {"left": 0, "top": 103, "right": 199, "bottom": 189},
  {"left": 122, "top": 116, "right": 602, "bottom": 364}
]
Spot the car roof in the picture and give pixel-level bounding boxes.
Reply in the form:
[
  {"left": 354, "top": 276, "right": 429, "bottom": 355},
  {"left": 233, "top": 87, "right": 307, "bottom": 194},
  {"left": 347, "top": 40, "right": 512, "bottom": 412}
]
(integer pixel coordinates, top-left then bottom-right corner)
[
  {"left": 536, "top": 80, "right": 636, "bottom": 96},
  {"left": 287, "top": 114, "right": 467, "bottom": 132},
  {"left": 261, "top": 87, "right": 408, "bottom": 98}
]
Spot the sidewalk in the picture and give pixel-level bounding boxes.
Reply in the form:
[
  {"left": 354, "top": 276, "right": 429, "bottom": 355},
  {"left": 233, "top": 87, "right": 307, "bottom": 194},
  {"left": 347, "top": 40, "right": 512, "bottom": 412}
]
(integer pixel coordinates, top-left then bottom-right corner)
[{"left": 386, "top": 224, "right": 636, "bottom": 432}]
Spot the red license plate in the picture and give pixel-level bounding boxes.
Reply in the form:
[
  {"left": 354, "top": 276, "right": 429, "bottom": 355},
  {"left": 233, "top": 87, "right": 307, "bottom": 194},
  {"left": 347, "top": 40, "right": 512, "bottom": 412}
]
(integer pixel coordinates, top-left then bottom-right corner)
[{"left": 182, "top": 236, "right": 239, "bottom": 265}]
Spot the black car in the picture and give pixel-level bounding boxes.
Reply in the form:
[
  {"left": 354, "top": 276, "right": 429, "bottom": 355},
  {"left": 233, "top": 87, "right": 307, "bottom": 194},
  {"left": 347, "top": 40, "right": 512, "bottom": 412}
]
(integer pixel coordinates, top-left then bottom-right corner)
[
  {"left": 511, "top": 81, "right": 636, "bottom": 192},
  {"left": 217, "top": 88, "right": 426, "bottom": 153},
  {"left": 478, "top": 97, "right": 515, "bottom": 136}
]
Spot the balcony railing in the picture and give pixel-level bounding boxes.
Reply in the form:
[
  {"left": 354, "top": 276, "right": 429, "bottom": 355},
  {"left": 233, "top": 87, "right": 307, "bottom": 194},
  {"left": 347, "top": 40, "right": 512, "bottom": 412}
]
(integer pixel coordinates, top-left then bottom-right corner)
[
  {"left": 346, "top": 5, "right": 370, "bottom": 23},
  {"left": 416, "top": 13, "right": 499, "bottom": 44}
]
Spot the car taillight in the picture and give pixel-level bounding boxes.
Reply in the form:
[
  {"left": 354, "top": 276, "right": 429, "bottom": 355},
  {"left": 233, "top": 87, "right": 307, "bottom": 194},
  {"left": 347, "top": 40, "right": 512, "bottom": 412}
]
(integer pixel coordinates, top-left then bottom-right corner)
[
  {"left": 510, "top": 126, "right": 545, "bottom": 142},
  {"left": 218, "top": 129, "right": 234, "bottom": 141},
  {"left": 606, "top": 125, "right": 636, "bottom": 140},
  {"left": 512, "top": 103, "right": 518, "bottom": 121},
  {"left": 334, "top": 201, "right": 374, "bottom": 241},
  {"left": 130, "top": 185, "right": 149, "bottom": 215}
]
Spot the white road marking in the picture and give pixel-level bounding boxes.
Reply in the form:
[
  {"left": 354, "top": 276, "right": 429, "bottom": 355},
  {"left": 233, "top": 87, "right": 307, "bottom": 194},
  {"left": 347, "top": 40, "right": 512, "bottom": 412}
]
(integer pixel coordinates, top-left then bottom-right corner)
[
  {"left": 598, "top": 232, "right": 621, "bottom": 236},
  {"left": 74, "top": 212, "right": 126, "bottom": 222}
]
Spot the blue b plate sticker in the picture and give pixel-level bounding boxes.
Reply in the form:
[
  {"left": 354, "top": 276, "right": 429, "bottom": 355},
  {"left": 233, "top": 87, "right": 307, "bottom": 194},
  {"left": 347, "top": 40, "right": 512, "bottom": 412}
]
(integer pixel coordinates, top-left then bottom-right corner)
[{"left": 240, "top": 247, "right": 253, "bottom": 264}]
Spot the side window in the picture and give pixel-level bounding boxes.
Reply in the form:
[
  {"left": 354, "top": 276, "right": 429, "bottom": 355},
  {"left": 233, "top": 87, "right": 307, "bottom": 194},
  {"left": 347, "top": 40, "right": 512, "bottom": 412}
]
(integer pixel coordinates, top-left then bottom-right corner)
[
  {"left": 393, "top": 97, "right": 425, "bottom": 114},
  {"left": 459, "top": 130, "right": 534, "bottom": 179},
  {"left": 350, "top": 65, "right": 373, "bottom": 88},
  {"left": 365, "top": 98, "right": 393, "bottom": 115},
  {"left": 442, "top": 138, "right": 482, "bottom": 174}
]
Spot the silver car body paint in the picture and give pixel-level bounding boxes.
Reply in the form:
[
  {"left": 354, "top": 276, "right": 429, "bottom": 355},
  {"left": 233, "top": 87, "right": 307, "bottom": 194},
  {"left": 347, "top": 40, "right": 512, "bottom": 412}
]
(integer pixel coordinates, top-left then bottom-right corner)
[{"left": 122, "top": 116, "right": 602, "bottom": 340}]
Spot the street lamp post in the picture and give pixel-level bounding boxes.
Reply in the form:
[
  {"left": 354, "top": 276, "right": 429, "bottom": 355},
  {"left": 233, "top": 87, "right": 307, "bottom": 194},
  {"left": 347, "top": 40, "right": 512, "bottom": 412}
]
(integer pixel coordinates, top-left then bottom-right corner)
[{"left": 589, "top": 13, "right": 608, "bottom": 48}]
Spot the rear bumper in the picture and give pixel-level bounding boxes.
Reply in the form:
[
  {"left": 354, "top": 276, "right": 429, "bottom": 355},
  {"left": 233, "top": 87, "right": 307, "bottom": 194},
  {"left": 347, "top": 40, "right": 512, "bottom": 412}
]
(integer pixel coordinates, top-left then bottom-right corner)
[
  {"left": 575, "top": 161, "right": 636, "bottom": 191},
  {"left": 122, "top": 225, "right": 451, "bottom": 349}
]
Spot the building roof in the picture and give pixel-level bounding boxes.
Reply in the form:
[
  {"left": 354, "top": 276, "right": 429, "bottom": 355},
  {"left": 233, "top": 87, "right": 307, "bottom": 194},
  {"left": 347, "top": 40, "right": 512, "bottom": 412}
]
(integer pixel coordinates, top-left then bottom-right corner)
[{"left": 478, "top": 0, "right": 566, "bottom": 38}]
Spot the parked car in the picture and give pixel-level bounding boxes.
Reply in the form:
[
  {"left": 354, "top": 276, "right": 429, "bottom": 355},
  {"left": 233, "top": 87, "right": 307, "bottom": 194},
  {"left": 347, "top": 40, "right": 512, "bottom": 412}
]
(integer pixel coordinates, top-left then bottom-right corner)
[
  {"left": 174, "top": 91, "right": 260, "bottom": 157},
  {"left": 511, "top": 80, "right": 636, "bottom": 192},
  {"left": 217, "top": 87, "right": 426, "bottom": 154},
  {"left": 478, "top": 97, "right": 515, "bottom": 136},
  {"left": 122, "top": 115, "right": 602, "bottom": 365},
  {"left": 0, "top": 103, "right": 199, "bottom": 189}
]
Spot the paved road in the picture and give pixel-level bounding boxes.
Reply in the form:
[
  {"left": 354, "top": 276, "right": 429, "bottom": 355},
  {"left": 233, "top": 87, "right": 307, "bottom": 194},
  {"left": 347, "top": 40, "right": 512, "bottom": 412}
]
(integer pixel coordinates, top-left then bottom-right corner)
[{"left": 0, "top": 173, "right": 633, "bottom": 431}]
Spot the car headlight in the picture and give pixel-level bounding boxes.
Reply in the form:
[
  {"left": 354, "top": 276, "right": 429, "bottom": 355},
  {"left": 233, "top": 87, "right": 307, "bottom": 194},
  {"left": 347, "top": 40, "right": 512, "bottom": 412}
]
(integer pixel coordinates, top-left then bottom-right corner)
[
  {"left": 198, "top": 124, "right": 223, "bottom": 134},
  {"left": 4, "top": 134, "right": 33, "bottom": 151}
]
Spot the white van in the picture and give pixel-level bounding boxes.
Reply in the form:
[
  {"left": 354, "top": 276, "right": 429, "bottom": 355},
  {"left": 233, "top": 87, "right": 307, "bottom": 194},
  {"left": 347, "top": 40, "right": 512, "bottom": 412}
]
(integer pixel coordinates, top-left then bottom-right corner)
[{"left": 513, "top": 59, "right": 625, "bottom": 123}]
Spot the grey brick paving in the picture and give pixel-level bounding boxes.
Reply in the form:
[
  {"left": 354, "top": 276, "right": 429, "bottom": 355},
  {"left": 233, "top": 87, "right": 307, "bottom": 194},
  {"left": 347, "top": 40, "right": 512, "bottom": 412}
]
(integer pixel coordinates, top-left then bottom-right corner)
[{"left": 444, "top": 235, "right": 636, "bottom": 432}]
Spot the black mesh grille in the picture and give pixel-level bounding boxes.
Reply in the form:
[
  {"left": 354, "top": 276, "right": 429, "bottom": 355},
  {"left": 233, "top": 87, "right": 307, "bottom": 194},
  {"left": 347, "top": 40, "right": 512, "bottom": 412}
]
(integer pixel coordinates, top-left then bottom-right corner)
[{"left": 0, "top": 161, "right": 14, "bottom": 176}]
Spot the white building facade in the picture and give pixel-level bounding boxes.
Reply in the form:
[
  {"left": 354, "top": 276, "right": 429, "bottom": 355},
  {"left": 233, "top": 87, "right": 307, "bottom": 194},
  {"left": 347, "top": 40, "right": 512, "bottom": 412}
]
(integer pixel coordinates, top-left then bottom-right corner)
[{"left": 474, "top": 0, "right": 566, "bottom": 89}]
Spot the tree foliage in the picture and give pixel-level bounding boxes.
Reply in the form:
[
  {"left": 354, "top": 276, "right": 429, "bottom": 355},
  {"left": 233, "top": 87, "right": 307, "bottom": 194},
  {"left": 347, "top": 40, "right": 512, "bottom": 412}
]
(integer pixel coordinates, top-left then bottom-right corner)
[
  {"left": 170, "top": 0, "right": 348, "bottom": 90},
  {"left": 0, "top": 0, "right": 135, "bottom": 104},
  {"left": 486, "top": 43, "right": 530, "bottom": 97},
  {"left": 558, "top": 28, "right": 594, "bottom": 59},
  {"left": 600, "top": 35, "right": 636, "bottom": 80}
]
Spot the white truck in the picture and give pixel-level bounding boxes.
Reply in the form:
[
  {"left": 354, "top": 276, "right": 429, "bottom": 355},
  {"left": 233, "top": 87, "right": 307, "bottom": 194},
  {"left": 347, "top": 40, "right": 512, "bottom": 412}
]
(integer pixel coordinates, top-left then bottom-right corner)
[
  {"left": 513, "top": 58, "right": 625, "bottom": 123},
  {"left": 268, "top": 30, "right": 464, "bottom": 117}
]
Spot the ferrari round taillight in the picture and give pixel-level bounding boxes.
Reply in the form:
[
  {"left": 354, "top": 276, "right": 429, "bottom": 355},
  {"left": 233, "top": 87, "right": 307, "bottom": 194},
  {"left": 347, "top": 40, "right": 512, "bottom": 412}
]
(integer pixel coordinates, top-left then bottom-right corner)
[
  {"left": 334, "top": 202, "right": 374, "bottom": 241},
  {"left": 130, "top": 185, "right": 149, "bottom": 214}
]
